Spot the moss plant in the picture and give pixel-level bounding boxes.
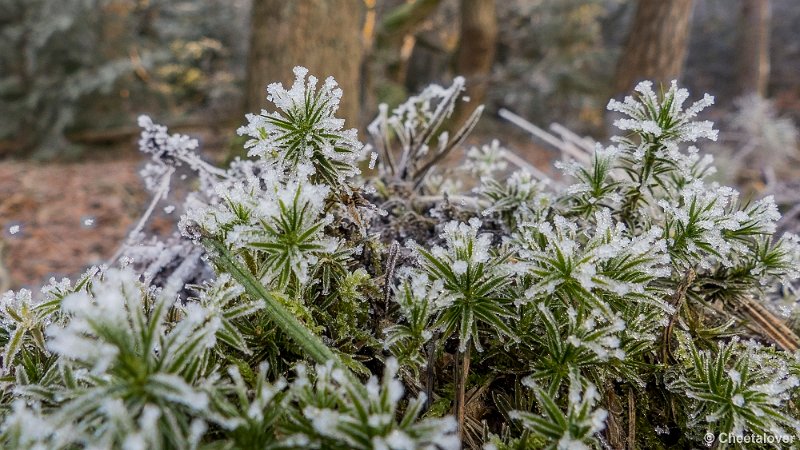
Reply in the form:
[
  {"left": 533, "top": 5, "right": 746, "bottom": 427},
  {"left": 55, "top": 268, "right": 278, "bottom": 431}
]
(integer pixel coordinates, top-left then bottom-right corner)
[{"left": 1, "top": 71, "right": 799, "bottom": 449}]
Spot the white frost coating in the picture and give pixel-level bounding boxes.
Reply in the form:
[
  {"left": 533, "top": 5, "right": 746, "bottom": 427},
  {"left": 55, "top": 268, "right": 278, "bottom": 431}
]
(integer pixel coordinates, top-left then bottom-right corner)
[
  {"left": 369, "top": 151, "right": 378, "bottom": 170},
  {"left": 465, "top": 139, "right": 508, "bottom": 177},
  {"left": 659, "top": 180, "right": 783, "bottom": 269},
  {"left": 517, "top": 210, "right": 671, "bottom": 316},
  {"left": 607, "top": 80, "right": 717, "bottom": 144},
  {"left": 3, "top": 69, "right": 798, "bottom": 450},
  {"left": 290, "top": 357, "right": 458, "bottom": 450},
  {"left": 33, "top": 265, "right": 219, "bottom": 447},
  {"left": 407, "top": 217, "right": 516, "bottom": 352},
  {"left": 512, "top": 370, "right": 607, "bottom": 450},
  {"left": 479, "top": 169, "right": 552, "bottom": 221},
  {"left": 237, "top": 66, "right": 363, "bottom": 189}
]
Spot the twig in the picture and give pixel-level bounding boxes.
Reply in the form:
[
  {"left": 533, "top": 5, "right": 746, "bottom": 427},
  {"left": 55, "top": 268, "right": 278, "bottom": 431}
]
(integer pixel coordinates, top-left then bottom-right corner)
[
  {"left": 604, "top": 382, "right": 625, "bottom": 450},
  {"left": 627, "top": 387, "right": 636, "bottom": 450},
  {"left": 372, "top": 105, "right": 396, "bottom": 176},
  {"left": 661, "top": 268, "right": 696, "bottom": 362},
  {"left": 129, "top": 47, "right": 151, "bottom": 82},
  {"left": 740, "top": 297, "right": 800, "bottom": 352},
  {"left": 413, "top": 194, "right": 485, "bottom": 210},
  {"left": 549, "top": 122, "right": 595, "bottom": 153},
  {"left": 109, "top": 167, "right": 175, "bottom": 264},
  {"left": 424, "top": 333, "right": 438, "bottom": 412},
  {"left": 498, "top": 108, "right": 591, "bottom": 165},
  {"left": 455, "top": 346, "right": 472, "bottom": 440},
  {"left": 500, "top": 148, "right": 552, "bottom": 182},
  {"left": 381, "top": 242, "right": 400, "bottom": 319},
  {"left": 412, "top": 105, "right": 484, "bottom": 189}
]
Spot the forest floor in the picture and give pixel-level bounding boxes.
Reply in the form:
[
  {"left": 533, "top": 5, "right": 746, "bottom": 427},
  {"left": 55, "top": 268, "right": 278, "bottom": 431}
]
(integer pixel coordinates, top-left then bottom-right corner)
[{"left": 0, "top": 156, "right": 149, "bottom": 291}]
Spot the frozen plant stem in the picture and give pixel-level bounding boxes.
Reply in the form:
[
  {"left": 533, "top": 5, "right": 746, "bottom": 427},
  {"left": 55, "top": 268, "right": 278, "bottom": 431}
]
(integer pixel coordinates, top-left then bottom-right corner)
[
  {"left": 741, "top": 297, "right": 800, "bottom": 352},
  {"left": 205, "top": 238, "right": 364, "bottom": 388},
  {"left": 109, "top": 167, "right": 175, "bottom": 263},
  {"left": 661, "top": 268, "right": 695, "bottom": 362},
  {"left": 455, "top": 345, "right": 471, "bottom": 440}
]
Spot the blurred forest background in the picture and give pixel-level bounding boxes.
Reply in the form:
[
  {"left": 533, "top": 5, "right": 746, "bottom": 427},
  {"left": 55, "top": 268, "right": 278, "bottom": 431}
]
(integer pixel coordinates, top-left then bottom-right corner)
[{"left": 1, "top": 0, "right": 800, "bottom": 290}]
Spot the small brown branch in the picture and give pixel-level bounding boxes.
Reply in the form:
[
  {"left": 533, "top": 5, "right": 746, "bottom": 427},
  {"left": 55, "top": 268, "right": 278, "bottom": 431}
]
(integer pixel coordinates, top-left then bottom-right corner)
[
  {"left": 381, "top": 242, "right": 400, "bottom": 318},
  {"left": 424, "top": 332, "right": 438, "bottom": 412},
  {"left": 661, "top": 268, "right": 696, "bottom": 362},
  {"left": 740, "top": 297, "right": 800, "bottom": 352},
  {"left": 129, "top": 47, "right": 150, "bottom": 82},
  {"left": 627, "top": 387, "right": 636, "bottom": 450},
  {"left": 455, "top": 345, "right": 472, "bottom": 440},
  {"left": 604, "top": 382, "right": 626, "bottom": 450}
]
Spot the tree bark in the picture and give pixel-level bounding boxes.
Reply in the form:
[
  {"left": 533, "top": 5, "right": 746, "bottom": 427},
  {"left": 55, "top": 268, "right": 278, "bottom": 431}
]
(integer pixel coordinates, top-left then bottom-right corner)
[
  {"left": 614, "top": 0, "right": 695, "bottom": 95},
  {"left": 453, "top": 0, "right": 496, "bottom": 122},
  {"left": 737, "top": 0, "right": 771, "bottom": 97},
  {"left": 245, "top": 0, "right": 364, "bottom": 126}
]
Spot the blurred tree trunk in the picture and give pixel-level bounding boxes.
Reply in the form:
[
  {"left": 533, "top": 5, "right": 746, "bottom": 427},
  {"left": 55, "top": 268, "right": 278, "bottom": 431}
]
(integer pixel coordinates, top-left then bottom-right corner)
[
  {"left": 737, "top": 0, "right": 771, "bottom": 97},
  {"left": 614, "top": 0, "right": 695, "bottom": 95},
  {"left": 361, "top": 0, "right": 442, "bottom": 119},
  {"left": 453, "top": 0, "right": 496, "bottom": 123},
  {"left": 245, "top": 0, "right": 364, "bottom": 126},
  {"left": 376, "top": 0, "right": 442, "bottom": 84}
]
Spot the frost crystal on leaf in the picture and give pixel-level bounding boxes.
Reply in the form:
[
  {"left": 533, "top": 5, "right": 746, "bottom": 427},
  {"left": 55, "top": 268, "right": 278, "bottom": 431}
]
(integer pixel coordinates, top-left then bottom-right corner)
[
  {"left": 607, "top": 80, "right": 718, "bottom": 145},
  {"left": 237, "top": 66, "right": 363, "bottom": 190},
  {"left": 288, "top": 359, "right": 459, "bottom": 450},
  {"left": 511, "top": 369, "right": 607, "bottom": 450},
  {"left": 666, "top": 335, "right": 800, "bottom": 439},
  {"left": 465, "top": 139, "right": 508, "bottom": 177},
  {"left": 412, "top": 219, "right": 517, "bottom": 352},
  {"left": 229, "top": 181, "right": 337, "bottom": 289}
]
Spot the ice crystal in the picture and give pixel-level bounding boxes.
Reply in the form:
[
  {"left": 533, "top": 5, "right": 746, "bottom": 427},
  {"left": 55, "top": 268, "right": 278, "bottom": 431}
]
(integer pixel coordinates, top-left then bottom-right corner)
[
  {"left": 660, "top": 180, "right": 781, "bottom": 269},
  {"left": 16, "top": 267, "right": 221, "bottom": 448},
  {"left": 515, "top": 210, "right": 671, "bottom": 312},
  {"left": 383, "top": 274, "right": 440, "bottom": 372},
  {"left": 480, "top": 169, "right": 551, "bottom": 224},
  {"left": 228, "top": 181, "right": 337, "bottom": 289},
  {"left": 189, "top": 273, "right": 262, "bottom": 354},
  {"left": 138, "top": 115, "right": 199, "bottom": 162},
  {"left": 0, "top": 288, "right": 50, "bottom": 373}
]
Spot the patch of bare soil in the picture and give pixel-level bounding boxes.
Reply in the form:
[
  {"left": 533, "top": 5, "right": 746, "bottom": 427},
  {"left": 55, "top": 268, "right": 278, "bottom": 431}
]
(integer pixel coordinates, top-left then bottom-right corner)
[{"left": 0, "top": 157, "right": 147, "bottom": 291}]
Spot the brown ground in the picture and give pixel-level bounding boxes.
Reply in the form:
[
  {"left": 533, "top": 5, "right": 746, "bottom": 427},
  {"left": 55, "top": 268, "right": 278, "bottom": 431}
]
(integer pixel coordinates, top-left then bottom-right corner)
[{"left": 0, "top": 157, "right": 148, "bottom": 290}]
